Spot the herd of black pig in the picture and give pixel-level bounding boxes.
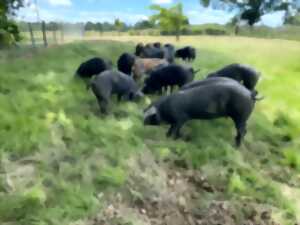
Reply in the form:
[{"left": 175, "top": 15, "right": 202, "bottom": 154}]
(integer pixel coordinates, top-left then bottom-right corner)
[{"left": 75, "top": 42, "right": 262, "bottom": 147}]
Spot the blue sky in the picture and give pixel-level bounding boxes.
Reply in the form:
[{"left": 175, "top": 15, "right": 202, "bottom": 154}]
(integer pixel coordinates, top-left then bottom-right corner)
[{"left": 17, "top": 0, "right": 285, "bottom": 27}]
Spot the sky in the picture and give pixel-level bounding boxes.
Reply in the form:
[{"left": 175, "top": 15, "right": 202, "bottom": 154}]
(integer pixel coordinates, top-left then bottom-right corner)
[{"left": 16, "top": 0, "right": 286, "bottom": 27}]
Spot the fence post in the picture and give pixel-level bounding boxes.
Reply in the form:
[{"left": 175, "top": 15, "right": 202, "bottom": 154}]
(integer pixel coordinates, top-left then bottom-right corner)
[
  {"left": 60, "top": 23, "right": 64, "bottom": 43},
  {"left": 41, "top": 21, "right": 48, "bottom": 47},
  {"left": 53, "top": 29, "right": 57, "bottom": 44},
  {"left": 81, "top": 26, "right": 85, "bottom": 40},
  {"left": 28, "top": 23, "right": 35, "bottom": 48}
]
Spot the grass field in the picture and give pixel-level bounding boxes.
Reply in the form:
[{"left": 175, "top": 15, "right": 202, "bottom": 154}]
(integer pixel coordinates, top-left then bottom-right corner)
[{"left": 0, "top": 36, "right": 300, "bottom": 225}]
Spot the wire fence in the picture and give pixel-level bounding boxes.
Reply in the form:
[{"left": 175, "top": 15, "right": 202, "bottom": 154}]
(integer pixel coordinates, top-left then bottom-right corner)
[{"left": 21, "top": 21, "right": 87, "bottom": 47}]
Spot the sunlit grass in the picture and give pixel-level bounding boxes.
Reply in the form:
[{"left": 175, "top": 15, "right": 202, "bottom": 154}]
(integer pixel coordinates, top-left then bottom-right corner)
[{"left": 0, "top": 37, "right": 300, "bottom": 224}]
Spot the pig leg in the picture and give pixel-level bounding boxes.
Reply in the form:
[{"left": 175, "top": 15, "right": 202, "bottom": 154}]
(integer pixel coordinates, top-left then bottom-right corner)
[
  {"left": 93, "top": 93, "right": 107, "bottom": 114},
  {"left": 98, "top": 98, "right": 109, "bottom": 114},
  {"left": 98, "top": 93, "right": 110, "bottom": 114},
  {"left": 91, "top": 85, "right": 108, "bottom": 114},
  {"left": 233, "top": 119, "right": 247, "bottom": 147},
  {"left": 173, "top": 121, "right": 185, "bottom": 139},
  {"left": 166, "top": 124, "right": 175, "bottom": 137}
]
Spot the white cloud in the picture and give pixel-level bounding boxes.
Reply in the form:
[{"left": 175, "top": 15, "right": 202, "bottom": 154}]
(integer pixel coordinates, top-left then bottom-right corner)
[
  {"left": 187, "top": 7, "right": 235, "bottom": 25},
  {"left": 258, "top": 11, "right": 285, "bottom": 28},
  {"left": 16, "top": 6, "right": 148, "bottom": 24},
  {"left": 16, "top": 5, "right": 70, "bottom": 22},
  {"left": 47, "top": 0, "right": 72, "bottom": 7},
  {"left": 77, "top": 11, "right": 148, "bottom": 24},
  {"left": 151, "top": 0, "right": 173, "bottom": 4}
]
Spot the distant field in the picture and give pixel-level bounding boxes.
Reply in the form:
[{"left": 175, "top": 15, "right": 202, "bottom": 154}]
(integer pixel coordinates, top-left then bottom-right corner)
[
  {"left": 19, "top": 23, "right": 300, "bottom": 47},
  {"left": 1, "top": 36, "right": 300, "bottom": 225}
]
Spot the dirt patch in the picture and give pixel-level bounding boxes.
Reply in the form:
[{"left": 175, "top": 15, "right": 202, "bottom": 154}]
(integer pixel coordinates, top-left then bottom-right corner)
[{"left": 84, "top": 150, "right": 282, "bottom": 225}]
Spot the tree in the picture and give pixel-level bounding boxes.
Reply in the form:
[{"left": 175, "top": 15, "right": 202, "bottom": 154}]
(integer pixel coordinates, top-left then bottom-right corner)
[
  {"left": 48, "top": 22, "right": 59, "bottom": 31},
  {"left": 84, "top": 21, "right": 95, "bottom": 31},
  {"left": 95, "top": 22, "right": 103, "bottom": 35},
  {"left": 114, "top": 18, "right": 124, "bottom": 35},
  {"left": 0, "top": 0, "right": 24, "bottom": 16},
  {"left": 199, "top": 0, "right": 300, "bottom": 27},
  {"left": 134, "top": 20, "right": 154, "bottom": 30},
  {"left": 150, "top": 3, "right": 189, "bottom": 41},
  {"left": 285, "top": 12, "right": 300, "bottom": 25},
  {"left": 102, "top": 22, "right": 114, "bottom": 31},
  {"left": 0, "top": 0, "right": 24, "bottom": 47},
  {"left": 228, "top": 16, "right": 240, "bottom": 34}
]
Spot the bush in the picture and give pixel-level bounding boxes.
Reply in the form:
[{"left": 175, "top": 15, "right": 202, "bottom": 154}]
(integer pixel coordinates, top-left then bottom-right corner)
[
  {"left": 128, "top": 30, "right": 139, "bottom": 36},
  {"left": 283, "top": 148, "right": 300, "bottom": 171},
  {"left": 160, "top": 26, "right": 228, "bottom": 36},
  {"left": 0, "top": 19, "right": 21, "bottom": 48},
  {"left": 204, "top": 28, "right": 227, "bottom": 35},
  {"left": 147, "top": 29, "right": 160, "bottom": 36},
  {"left": 0, "top": 29, "right": 13, "bottom": 47}
]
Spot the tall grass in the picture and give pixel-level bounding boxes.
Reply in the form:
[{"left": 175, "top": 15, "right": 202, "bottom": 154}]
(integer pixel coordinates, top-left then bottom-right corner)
[{"left": 0, "top": 37, "right": 300, "bottom": 224}]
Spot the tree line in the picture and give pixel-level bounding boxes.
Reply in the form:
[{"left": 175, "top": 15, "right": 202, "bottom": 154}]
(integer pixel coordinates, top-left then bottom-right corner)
[
  {"left": 1, "top": 0, "right": 300, "bottom": 48},
  {"left": 16, "top": 19, "right": 156, "bottom": 33}
]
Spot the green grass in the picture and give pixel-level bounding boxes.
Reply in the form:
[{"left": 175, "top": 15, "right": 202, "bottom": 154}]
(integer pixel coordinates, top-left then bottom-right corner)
[
  {"left": 189, "top": 24, "right": 300, "bottom": 41},
  {"left": 237, "top": 25, "right": 300, "bottom": 42},
  {"left": 0, "top": 37, "right": 300, "bottom": 225}
]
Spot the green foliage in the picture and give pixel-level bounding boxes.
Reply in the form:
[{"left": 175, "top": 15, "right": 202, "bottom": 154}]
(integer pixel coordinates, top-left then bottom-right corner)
[
  {"left": 236, "top": 25, "right": 300, "bottom": 41},
  {"left": 0, "top": 194, "right": 42, "bottom": 223},
  {"left": 0, "top": 0, "right": 24, "bottom": 15},
  {"left": 199, "top": 0, "right": 300, "bottom": 26},
  {"left": 114, "top": 18, "right": 125, "bottom": 34},
  {"left": 188, "top": 24, "right": 229, "bottom": 35},
  {"left": 0, "top": 18, "right": 21, "bottom": 48},
  {"left": 283, "top": 148, "right": 300, "bottom": 171},
  {"left": 285, "top": 13, "right": 300, "bottom": 26},
  {"left": 95, "top": 166, "right": 126, "bottom": 188},
  {"left": 23, "top": 186, "right": 47, "bottom": 205},
  {"left": 84, "top": 21, "right": 104, "bottom": 33},
  {"left": 0, "top": 0, "right": 23, "bottom": 47},
  {"left": 128, "top": 28, "right": 160, "bottom": 36},
  {"left": 150, "top": 3, "right": 189, "bottom": 41},
  {"left": 134, "top": 19, "right": 154, "bottom": 30},
  {"left": 47, "top": 22, "right": 59, "bottom": 31},
  {"left": 228, "top": 172, "right": 246, "bottom": 193}
]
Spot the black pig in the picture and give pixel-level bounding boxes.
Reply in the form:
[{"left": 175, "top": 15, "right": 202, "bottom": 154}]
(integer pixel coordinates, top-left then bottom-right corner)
[
  {"left": 89, "top": 70, "right": 143, "bottom": 114},
  {"left": 142, "top": 64, "right": 198, "bottom": 94},
  {"left": 144, "top": 79, "right": 260, "bottom": 147},
  {"left": 207, "top": 63, "right": 260, "bottom": 91},
  {"left": 75, "top": 57, "right": 112, "bottom": 79},
  {"left": 175, "top": 46, "right": 196, "bottom": 61},
  {"left": 117, "top": 53, "right": 136, "bottom": 76}
]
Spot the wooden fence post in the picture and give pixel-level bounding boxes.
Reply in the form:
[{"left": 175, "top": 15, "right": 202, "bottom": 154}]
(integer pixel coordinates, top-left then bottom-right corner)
[
  {"left": 28, "top": 23, "right": 36, "bottom": 48},
  {"left": 80, "top": 23, "right": 85, "bottom": 40},
  {"left": 41, "top": 21, "right": 48, "bottom": 47},
  {"left": 60, "top": 23, "right": 64, "bottom": 43},
  {"left": 53, "top": 29, "right": 57, "bottom": 44}
]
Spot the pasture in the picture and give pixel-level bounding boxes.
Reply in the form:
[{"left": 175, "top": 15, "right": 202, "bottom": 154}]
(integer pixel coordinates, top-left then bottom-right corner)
[{"left": 0, "top": 36, "right": 300, "bottom": 225}]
